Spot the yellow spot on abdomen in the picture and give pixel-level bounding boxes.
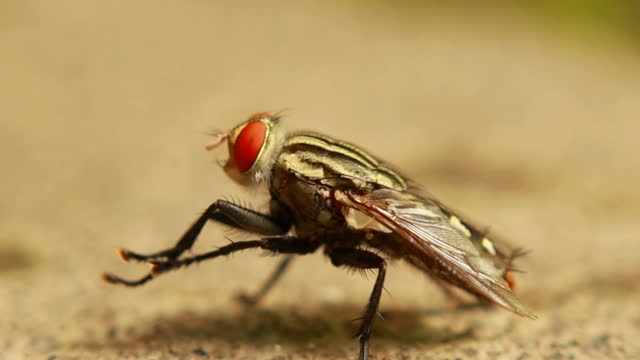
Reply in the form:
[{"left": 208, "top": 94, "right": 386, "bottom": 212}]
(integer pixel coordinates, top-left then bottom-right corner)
[
  {"left": 481, "top": 237, "right": 497, "bottom": 256},
  {"left": 449, "top": 216, "right": 471, "bottom": 237}
]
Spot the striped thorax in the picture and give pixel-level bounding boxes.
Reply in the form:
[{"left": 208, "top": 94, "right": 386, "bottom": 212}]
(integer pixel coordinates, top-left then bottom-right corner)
[
  {"left": 276, "top": 132, "right": 407, "bottom": 191},
  {"left": 209, "top": 112, "right": 407, "bottom": 192}
]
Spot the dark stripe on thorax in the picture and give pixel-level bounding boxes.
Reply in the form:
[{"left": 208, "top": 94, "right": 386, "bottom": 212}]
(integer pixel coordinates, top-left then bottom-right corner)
[
  {"left": 282, "top": 132, "right": 407, "bottom": 189},
  {"left": 284, "top": 132, "right": 379, "bottom": 168}
]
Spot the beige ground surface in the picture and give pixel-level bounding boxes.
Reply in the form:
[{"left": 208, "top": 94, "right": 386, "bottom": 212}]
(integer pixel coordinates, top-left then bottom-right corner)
[{"left": 1, "top": 2, "right": 640, "bottom": 359}]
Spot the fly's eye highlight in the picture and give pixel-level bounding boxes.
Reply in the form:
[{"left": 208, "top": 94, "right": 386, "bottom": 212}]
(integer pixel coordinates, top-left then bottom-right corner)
[{"left": 233, "top": 120, "right": 268, "bottom": 172}]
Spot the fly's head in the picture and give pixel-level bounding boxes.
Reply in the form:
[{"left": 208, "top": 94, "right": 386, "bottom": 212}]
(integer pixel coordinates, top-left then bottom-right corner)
[{"left": 206, "top": 112, "right": 287, "bottom": 186}]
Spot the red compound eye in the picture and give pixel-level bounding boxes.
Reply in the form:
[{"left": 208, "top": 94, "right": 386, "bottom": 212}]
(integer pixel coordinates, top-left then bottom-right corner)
[{"left": 233, "top": 120, "right": 267, "bottom": 172}]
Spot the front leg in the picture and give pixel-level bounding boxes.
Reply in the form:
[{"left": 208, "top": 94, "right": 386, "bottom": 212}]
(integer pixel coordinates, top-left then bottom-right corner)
[
  {"left": 104, "top": 236, "right": 318, "bottom": 287},
  {"left": 329, "top": 248, "right": 387, "bottom": 360},
  {"left": 119, "top": 199, "right": 291, "bottom": 263}
]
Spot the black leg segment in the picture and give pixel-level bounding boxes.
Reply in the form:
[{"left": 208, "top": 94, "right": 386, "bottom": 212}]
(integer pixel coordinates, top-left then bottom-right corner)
[
  {"left": 329, "top": 248, "right": 387, "bottom": 360},
  {"left": 236, "top": 255, "right": 295, "bottom": 307},
  {"left": 103, "top": 236, "right": 317, "bottom": 287},
  {"left": 119, "top": 200, "right": 291, "bottom": 262}
]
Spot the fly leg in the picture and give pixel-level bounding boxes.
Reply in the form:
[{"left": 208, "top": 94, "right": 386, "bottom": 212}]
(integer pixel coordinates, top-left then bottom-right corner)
[
  {"left": 116, "top": 200, "right": 291, "bottom": 263},
  {"left": 104, "top": 236, "right": 317, "bottom": 287},
  {"left": 235, "top": 255, "right": 294, "bottom": 307},
  {"left": 329, "top": 248, "right": 387, "bottom": 360}
]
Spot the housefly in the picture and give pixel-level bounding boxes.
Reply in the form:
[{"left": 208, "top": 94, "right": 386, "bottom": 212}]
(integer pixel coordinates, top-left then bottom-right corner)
[{"left": 103, "top": 112, "right": 535, "bottom": 360}]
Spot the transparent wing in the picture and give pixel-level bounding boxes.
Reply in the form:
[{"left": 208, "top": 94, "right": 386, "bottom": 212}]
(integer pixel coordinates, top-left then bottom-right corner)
[{"left": 337, "top": 188, "right": 535, "bottom": 319}]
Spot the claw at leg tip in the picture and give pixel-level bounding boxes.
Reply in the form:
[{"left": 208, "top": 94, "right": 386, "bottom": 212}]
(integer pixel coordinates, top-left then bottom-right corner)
[
  {"left": 234, "top": 293, "right": 257, "bottom": 307},
  {"left": 117, "top": 248, "right": 130, "bottom": 262},
  {"left": 101, "top": 273, "right": 116, "bottom": 283}
]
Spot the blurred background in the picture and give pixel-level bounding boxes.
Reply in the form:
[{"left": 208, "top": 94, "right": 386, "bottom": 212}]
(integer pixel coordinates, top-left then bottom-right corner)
[{"left": 1, "top": 1, "right": 639, "bottom": 359}]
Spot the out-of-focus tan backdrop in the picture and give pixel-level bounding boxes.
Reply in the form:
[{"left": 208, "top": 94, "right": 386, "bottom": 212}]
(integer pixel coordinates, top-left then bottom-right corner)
[{"left": 1, "top": 1, "right": 639, "bottom": 359}]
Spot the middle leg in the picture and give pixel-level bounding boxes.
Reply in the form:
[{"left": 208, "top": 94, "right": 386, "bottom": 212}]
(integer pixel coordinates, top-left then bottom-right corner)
[
  {"left": 236, "top": 255, "right": 295, "bottom": 307},
  {"left": 329, "top": 248, "right": 387, "bottom": 360}
]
